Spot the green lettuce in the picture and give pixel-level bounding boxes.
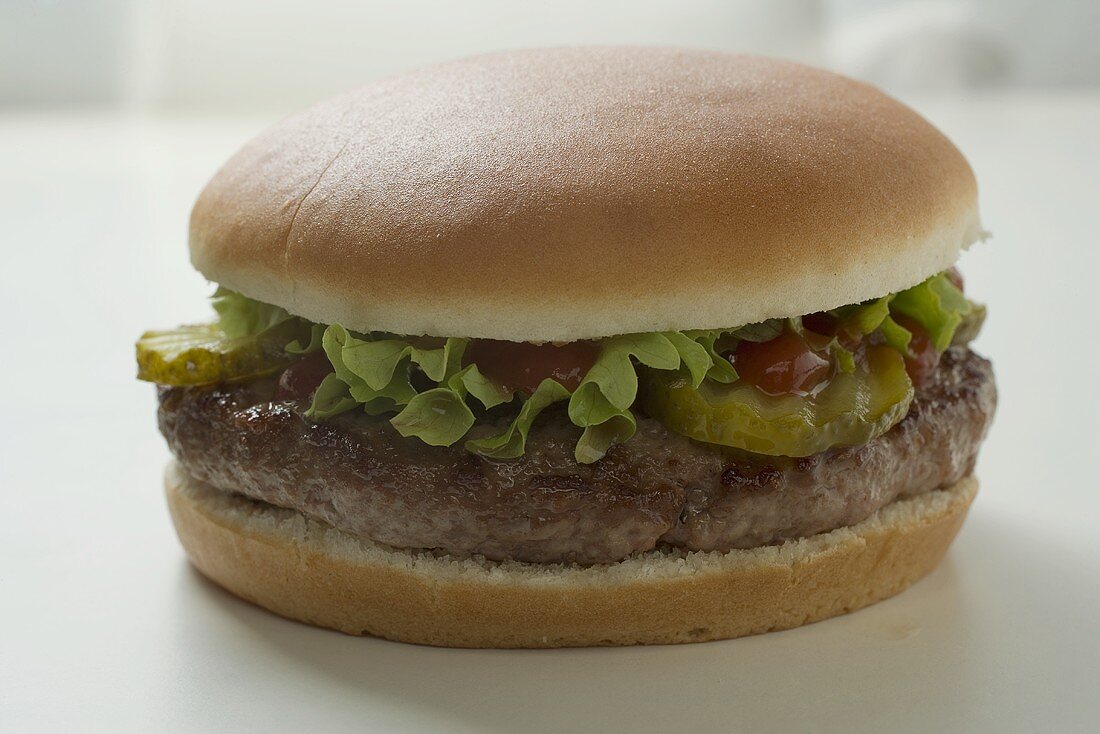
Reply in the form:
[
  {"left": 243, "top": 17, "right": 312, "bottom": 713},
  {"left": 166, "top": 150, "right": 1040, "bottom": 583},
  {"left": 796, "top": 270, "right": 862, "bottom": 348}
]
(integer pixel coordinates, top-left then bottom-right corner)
[
  {"left": 465, "top": 379, "right": 571, "bottom": 459},
  {"left": 565, "top": 332, "right": 708, "bottom": 462},
  {"left": 825, "top": 273, "right": 973, "bottom": 353},
  {"left": 307, "top": 373, "right": 358, "bottom": 419},
  {"left": 287, "top": 323, "right": 326, "bottom": 354},
  {"left": 726, "top": 319, "right": 785, "bottom": 343},
  {"left": 879, "top": 315, "right": 913, "bottom": 353},
  {"left": 211, "top": 287, "right": 294, "bottom": 339},
  {"left": 890, "top": 273, "right": 973, "bottom": 351},
  {"left": 212, "top": 270, "right": 982, "bottom": 464},
  {"left": 681, "top": 329, "right": 739, "bottom": 383},
  {"left": 831, "top": 297, "right": 891, "bottom": 335},
  {"left": 211, "top": 287, "right": 324, "bottom": 354},
  {"left": 830, "top": 340, "right": 857, "bottom": 373},
  {"left": 307, "top": 325, "right": 515, "bottom": 447},
  {"left": 473, "top": 330, "right": 747, "bottom": 463},
  {"left": 952, "top": 303, "right": 987, "bottom": 346},
  {"left": 308, "top": 327, "right": 722, "bottom": 463}
]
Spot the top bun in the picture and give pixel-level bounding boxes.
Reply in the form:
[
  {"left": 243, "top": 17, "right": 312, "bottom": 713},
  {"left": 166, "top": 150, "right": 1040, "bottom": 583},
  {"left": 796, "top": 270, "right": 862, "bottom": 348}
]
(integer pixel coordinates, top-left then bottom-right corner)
[{"left": 190, "top": 47, "right": 980, "bottom": 342}]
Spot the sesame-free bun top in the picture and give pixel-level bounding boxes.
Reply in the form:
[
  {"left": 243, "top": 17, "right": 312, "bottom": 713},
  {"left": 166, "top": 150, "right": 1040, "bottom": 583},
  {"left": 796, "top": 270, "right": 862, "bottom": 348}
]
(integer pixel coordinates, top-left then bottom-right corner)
[{"left": 190, "top": 47, "right": 981, "bottom": 342}]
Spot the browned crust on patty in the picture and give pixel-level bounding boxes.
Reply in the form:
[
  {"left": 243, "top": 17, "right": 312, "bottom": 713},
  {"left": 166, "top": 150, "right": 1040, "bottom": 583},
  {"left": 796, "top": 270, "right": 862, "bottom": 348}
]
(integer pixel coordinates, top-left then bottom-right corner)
[{"left": 159, "top": 347, "right": 995, "bottom": 563}]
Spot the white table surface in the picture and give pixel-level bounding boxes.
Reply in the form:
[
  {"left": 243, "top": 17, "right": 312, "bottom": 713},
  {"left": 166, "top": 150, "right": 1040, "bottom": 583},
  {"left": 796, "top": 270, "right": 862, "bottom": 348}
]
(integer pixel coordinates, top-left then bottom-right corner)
[{"left": 2, "top": 93, "right": 1098, "bottom": 734}]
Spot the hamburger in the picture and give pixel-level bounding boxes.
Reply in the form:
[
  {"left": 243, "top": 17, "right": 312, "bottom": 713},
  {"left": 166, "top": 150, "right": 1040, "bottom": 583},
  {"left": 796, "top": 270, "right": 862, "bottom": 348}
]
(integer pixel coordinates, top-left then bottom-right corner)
[{"left": 138, "top": 47, "right": 996, "bottom": 647}]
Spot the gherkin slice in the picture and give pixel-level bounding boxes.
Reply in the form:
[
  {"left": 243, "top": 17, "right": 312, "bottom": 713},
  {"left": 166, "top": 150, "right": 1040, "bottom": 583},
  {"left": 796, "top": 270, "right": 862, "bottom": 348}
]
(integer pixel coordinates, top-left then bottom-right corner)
[
  {"left": 638, "top": 346, "right": 914, "bottom": 456},
  {"left": 136, "top": 322, "right": 303, "bottom": 386}
]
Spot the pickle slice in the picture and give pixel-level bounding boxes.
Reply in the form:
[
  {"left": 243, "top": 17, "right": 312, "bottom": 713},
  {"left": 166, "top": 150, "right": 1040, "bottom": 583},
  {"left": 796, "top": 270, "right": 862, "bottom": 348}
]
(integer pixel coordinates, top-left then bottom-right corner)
[
  {"left": 638, "top": 346, "right": 914, "bottom": 456},
  {"left": 136, "top": 322, "right": 302, "bottom": 386}
]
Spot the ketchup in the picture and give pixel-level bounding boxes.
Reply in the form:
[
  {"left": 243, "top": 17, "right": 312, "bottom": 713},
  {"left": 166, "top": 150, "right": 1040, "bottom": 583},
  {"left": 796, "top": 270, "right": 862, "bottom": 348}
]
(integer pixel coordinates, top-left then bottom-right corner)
[
  {"left": 893, "top": 315, "right": 939, "bottom": 387},
  {"left": 463, "top": 339, "right": 599, "bottom": 394},
  {"left": 728, "top": 327, "right": 831, "bottom": 397},
  {"left": 274, "top": 350, "right": 334, "bottom": 401}
]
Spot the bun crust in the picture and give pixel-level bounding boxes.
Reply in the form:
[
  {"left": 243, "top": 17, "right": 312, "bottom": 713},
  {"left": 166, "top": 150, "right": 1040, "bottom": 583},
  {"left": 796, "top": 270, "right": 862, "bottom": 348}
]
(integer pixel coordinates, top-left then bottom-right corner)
[
  {"left": 190, "top": 47, "right": 980, "bottom": 342},
  {"left": 166, "top": 463, "right": 978, "bottom": 648}
]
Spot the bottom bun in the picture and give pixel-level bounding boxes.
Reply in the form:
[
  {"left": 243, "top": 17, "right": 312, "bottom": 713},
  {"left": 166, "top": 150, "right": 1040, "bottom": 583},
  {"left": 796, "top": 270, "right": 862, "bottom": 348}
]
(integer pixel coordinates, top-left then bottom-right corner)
[{"left": 166, "top": 462, "right": 978, "bottom": 648}]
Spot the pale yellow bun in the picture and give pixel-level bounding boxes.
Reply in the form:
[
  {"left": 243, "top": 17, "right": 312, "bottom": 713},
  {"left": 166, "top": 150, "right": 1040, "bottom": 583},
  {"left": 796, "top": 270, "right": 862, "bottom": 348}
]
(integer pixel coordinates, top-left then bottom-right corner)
[
  {"left": 166, "top": 463, "right": 978, "bottom": 648},
  {"left": 189, "top": 47, "right": 981, "bottom": 342}
]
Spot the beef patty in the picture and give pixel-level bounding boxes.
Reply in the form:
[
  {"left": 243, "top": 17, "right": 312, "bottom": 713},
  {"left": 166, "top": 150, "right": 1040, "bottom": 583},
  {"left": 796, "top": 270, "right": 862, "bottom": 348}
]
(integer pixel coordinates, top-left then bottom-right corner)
[{"left": 158, "top": 347, "right": 995, "bottom": 564}]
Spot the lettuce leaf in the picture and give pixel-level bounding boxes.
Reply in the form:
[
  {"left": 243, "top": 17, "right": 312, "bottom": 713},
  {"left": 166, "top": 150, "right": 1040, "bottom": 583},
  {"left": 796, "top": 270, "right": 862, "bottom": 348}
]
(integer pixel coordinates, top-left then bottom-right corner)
[
  {"left": 727, "top": 319, "right": 784, "bottom": 343},
  {"left": 564, "top": 332, "right": 706, "bottom": 462},
  {"left": 450, "top": 364, "right": 514, "bottom": 410},
  {"left": 879, "top": 314, "right": 913, "bottom": 353},
  {"left": 308, "top": 373, "right": 359, "bottom": 419},
  {"left": 390, "top": 387, "right": 476, "bottom": 446},
  {"left": 682, "top": 329, "right": 739, "bottom": 383},
  {"left": 287, "top": 323, "right": 326, "bottom": 354},
  {"left": 664, "top": 332, "right": 714, "bottom": 386},
  {"left": 825, "top": 274, "right": 974, "bottom": 355},
  {"left": 391, "top": 363, "right": 514, "bottom": 446},
  {"left": 303, "top": 327, "right": 720, "bottom": 463},
  {"left": 831, "top": 297, "right": 891, "bottom": 335},
  {"left": 464, "top": 332, "right": 713, "bottom": 463},
  {"left": 569, "top": 334, "right": 680, "bottom": 416},
  {"left": 952, "top": 303, "right": 986, "bottom": 346},
  {"left": 576, "top": 410, "right": 637, "bottom": 464},
  {"left": 214, "top": 269, "right": 983, "bottom": 465},
  {"left": 830, "top": 340, "right": 856, "bottom": 373},
  {"left": 213, "top": 288, "right": 323, "bottom": 357},
  {"left": 211, "top": 288, "right": 294, "bottom": 339},
  {"left": 890, "top": 273, "right": 973, "bottom": 351},
  {"left": 465, "top": 379, "right": 571, "bottom": 459}
]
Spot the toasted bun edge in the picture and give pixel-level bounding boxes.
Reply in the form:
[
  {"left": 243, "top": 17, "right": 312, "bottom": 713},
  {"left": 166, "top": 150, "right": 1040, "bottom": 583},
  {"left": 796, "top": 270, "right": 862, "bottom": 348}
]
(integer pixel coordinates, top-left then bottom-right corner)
[
  {"left": 166, "top": 463, "right": 977, "bottom": 647},
  {"left": 189, "top": 47, "right": 981, "bottom": 341}
]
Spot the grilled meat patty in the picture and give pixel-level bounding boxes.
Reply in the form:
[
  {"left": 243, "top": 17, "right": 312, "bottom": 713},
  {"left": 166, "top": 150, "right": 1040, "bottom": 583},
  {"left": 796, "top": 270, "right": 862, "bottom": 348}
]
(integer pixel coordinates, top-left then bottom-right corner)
[{"left": 159, "top": 347, "right": 995, "bottom": 564}]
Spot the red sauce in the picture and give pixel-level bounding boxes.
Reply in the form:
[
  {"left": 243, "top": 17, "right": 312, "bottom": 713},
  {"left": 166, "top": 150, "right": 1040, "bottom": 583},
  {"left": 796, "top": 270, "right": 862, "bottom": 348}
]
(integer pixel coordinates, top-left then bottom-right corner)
[
  {"left": 275, "top": 350, "right": 334, "bottom": 401},
  {"left": 463, "top": 339, "right": 599, "bottom": 394},
  {"left": 893, "top": 314, "right": 939, "bottom": 387},
  {"left": 728, "top": 327, "right": 831, "bottom": 397}
]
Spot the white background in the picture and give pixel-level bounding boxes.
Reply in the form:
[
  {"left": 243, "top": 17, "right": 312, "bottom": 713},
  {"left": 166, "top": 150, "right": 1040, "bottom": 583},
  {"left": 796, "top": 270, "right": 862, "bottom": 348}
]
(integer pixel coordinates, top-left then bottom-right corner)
[
  {"left": 2, "top": 3, "right": 1100, "bottom": 733},
  {"left": 2, "top": 92, "right": 1098, "bottom": 734},
  {"left": 4, "top": 0, "right": 1100, "bottom": 110}
]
